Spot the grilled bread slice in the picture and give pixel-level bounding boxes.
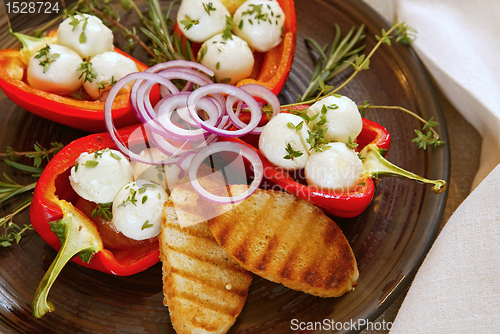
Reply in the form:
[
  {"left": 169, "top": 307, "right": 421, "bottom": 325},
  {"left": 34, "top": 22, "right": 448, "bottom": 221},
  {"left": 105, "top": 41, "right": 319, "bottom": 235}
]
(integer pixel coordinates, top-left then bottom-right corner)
[
  {"left": 159, "top": 168, "right": 252, "bottom": 334},
  {"left": 208, "top": 185, "right": 359, "bottom": 298}
]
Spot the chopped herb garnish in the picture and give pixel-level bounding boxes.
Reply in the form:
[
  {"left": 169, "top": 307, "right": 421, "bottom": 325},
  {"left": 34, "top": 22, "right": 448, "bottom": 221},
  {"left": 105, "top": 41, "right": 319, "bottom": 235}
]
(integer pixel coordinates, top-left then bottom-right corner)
[
  {"left": 77, "top": 60, "right": 97, "bottom": 83},
  {"left": 75, "top": 162, "right": 79, "bottom": 172},
  {"left": 198, "top": 45, "right": 208, "bottom": 62},
  {"left": 283, "top": 143, "right": 303, "bottom": 161},
  {"left": 110, "top": 151, "right": 121, "bottom": 160},
  {"left": 216, "top": 62, "right": 220, "bottom": 70},
  {"left": 35, "top": 45, "right": 60, "bottom": 73},
  {"left": 346, "top": 137, "right": 358, "bottom": 150},
  {"left": 222, "top": 16, "right": 234, "bottom": 40},
  {"left": 84, "top": 160, "right": 98, "bottom": 168},
  {"left": 202, "top": 2, "right": 216, "bottom": 15},
  {"left": 287, "top": 121, "right": 304, "bottom": 132},
  {"left": 142, "top": 196, "right": 148, "bottom": 204},
  {"left": 119, "top": 188, "right": 138, "bottom": 207},
  {"left": 68, "top": 13, "right": 89, "bottom": 44},
  {"left": 306, "top": 128, "right": 330, "bottom": 152},
  {"left": 91, "top": 202, "right": 113, "bottom": 220},
  {"left": 180, "top": 15, "right": 199, "bottom": 30},
  {"left": 141, "top": 220, "right": 153, "bottom": 230}
]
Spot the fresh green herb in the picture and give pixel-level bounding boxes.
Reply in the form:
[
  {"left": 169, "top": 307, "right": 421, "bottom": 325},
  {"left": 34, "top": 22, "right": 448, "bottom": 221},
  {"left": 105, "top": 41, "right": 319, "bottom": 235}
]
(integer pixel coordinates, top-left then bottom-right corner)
[
  {"left": 97, "top": 76, "right": 117, "bottom": 93},
  {"left": 68, "top": 13, "right": 89, "bottom": 44},
  {"left": 306, "top": 128, "right": 330, "bottom": 152},
  {"left": 358, "top": 182, "right": 366, "bottom": 187},
  {"left": 142, "top": 196, "right": 148, "bottom": 204},
  {"left": 180, "top": 15, "right": 199, "bottom": 30},
  {"left": 203, "top": 2, "right": 216, "bottom": 15},
  {"left": 138, "top": 183, "right": 157, "bottom": 195},
  {"left": 222, "top": 16, "right": 234, "bottom": 40},
  {"left": 77, "top": 60, "right": 96, "bottom": 83},
  {"left": 0, "top": 141, "right": 63, "bottom": 247},
  {"left": 141, "top": 220, "right": 153, "bottom": 230},
  {"left": 110, "top": 151, "right": 121, "bottom": 160},
  {"left": 295, "top": 24, "right": 366, "bottom": 102},
  {"left": 35, "top": 45, "right": 60, "bottom": 73},
  {"left": 93, "top": 148, "right": 109, "bottom": 159},
  {"left": 346, "top": 136, "right": 358, "bottom": 150},
  {"left": 119, "top": 188, "right": 138, "bottom": 207},
  {"left": 84, "top": 160, "right": 98, "bottom": 168},
  {"left": 75, "top": 162, "right": 79, "bottom": 172},
  {"left": 361, "top": 104, "right": 445, "bottom": 150},
  {"left": 287, "top": 121, "right": 304, "bottom": 131},
  {"left": 0, "top": 201, "right": 33, "bottom": 247},
  {"left": 91, "top": 202, "right": 113, "bottom": 220},
  {"left": 242, "top": 4, "right": 269, "bottom": 23},
  {"left": 283, "top": 143, "right": 303, "bottom": 161},
  {"left": 216, "top": 62, "right": 220, "bottom": 70}
]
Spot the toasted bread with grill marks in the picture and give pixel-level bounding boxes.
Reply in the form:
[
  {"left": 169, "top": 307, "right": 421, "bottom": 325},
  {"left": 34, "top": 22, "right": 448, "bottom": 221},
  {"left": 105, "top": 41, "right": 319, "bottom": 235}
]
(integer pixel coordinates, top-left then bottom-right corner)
[
  {"left": 208, "top": 185, "right": 359, "bottom": 298},
  {"left": 160, "top": 168, "right": 252, "bottom": 334}
]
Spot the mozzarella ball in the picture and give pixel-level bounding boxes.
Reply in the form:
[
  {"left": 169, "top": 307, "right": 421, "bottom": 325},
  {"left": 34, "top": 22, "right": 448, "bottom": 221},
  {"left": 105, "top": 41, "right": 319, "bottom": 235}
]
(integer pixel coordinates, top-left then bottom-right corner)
[
  {"left": 177, "top": 0, "right": 230, "bottom": 43},
  {"left": 199, "top": 34, "right": 254, "bottom": 85},
  {"left": 57, "top": 14, "right": 114, "bottom": 58},
  {"left": 305, "top": 142, "right": 363, "bottom": 192},
  {"left": 82, "top": 51, "right": 138, "bottom": 100},
  {"left": 112, "top": 180, "right": 168, "bottom": 240},
  {"left": 306, "top": 95, "right": 363, "bottom": 143},
  {"left": 232, "top": 0, "right": 285, "bottom": 52},
  {"left": 259, "top": 113, "right": 311, "bottom": 170},
  {"left": 69, "top": 149, "right": 134, "bottom": 204},
  {"left": 27, "top": 44, "right": 83, "bottom": 95},
  {"left": 131, "top": 148, "right": 182, "bottom": 193}
]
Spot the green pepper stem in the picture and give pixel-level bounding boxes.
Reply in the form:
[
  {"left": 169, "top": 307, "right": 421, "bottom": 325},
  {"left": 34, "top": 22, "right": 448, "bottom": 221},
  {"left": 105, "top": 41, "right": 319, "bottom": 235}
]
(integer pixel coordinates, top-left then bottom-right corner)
[
  {"left": 32, "top": 206, "right": 103, "bottom": 318},
  {"left": 360, "top": 143, "right": 447, "bottom": 194}
]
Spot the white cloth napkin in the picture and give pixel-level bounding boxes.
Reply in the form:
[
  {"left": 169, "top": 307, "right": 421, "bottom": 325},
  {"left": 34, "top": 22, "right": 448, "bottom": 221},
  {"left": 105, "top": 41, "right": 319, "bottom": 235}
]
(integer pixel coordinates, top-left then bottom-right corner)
[{"left": 361, "top": 0, "right": 500, "bottom": 332}]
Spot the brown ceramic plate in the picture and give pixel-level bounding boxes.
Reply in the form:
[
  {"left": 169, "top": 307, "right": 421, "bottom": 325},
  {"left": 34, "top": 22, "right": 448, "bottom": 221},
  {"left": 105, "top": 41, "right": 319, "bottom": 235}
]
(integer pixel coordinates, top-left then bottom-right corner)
[{"left": 0, "top": 0, "right": 449, "bottom": 333}]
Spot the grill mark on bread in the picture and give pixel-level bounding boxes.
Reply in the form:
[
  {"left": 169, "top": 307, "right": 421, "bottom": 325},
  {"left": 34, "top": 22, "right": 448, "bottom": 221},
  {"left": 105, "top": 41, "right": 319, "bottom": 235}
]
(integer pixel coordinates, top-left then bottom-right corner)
[
  {"left": 168, "top": 267, "right": 250, "bottom": 298},
  {"left": 208, "top": 186, "right": 358, "bottom": 298}
]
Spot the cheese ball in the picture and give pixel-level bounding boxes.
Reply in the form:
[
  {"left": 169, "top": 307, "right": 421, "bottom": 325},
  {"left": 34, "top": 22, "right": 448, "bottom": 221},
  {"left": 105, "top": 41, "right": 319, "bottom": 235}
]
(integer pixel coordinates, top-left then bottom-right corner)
[
  {"left": 27, "top": 44, "right": 83, "bottom": 95},
  {"left": 69, "top": 149, "right": 134, "bottom": 204},
  {"left": 259, "top": 113, "right": 311, "bottom": 170},
  {"left": 306, "top": 95, "right": 363, "bottom": 143},
  {"left": 177, "top": 0, "right": 230, "bottom": 43},
  {"left": 82, "top": 51, "right": 139, "bottom": 100},
  {"left": 57, "top": 14, "right": 114, "bottom": 58},
  {"left": 305, "top": 142, "right": 363, "bottom": 192},
  {"left": 112, "top": 180, "right": 168, "bottom": 240},
  {"left": 232, "top": 0, "right": 285, "bottom": 52},
  {"left": 198, "top": 33, "right": 254, "bottom": 85}
]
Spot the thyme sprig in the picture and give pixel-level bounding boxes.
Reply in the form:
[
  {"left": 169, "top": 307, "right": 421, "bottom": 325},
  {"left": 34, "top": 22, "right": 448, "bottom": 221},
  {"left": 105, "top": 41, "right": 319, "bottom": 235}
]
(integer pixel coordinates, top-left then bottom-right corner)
[
  {"left": 361, "top": 103, "right": 445, "bottom": 149},
  {"left": 0, "top": 142, "right": 62, "bottom": 247},
  {"left": 297, "top": 24, "right": 366, "bottom": 102},
  {"left": 35, "top": 45, "right": 60, "bottom": 73}
]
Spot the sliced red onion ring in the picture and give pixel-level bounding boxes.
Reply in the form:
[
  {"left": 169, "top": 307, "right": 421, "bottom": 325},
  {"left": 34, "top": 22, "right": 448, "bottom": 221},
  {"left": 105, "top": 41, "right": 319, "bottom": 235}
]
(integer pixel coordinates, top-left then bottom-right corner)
[
  {"left": 188, "top": 141, "right": 263, "bottom": 204},
  {"left": 187, "top": 84, "right": 262, "bottom": 137},
  {"left": 105, "top": 60, "right": 280, "bottom": 205},
  {"left": 226, "top": 84, "right": 280, "bottom": 134}
]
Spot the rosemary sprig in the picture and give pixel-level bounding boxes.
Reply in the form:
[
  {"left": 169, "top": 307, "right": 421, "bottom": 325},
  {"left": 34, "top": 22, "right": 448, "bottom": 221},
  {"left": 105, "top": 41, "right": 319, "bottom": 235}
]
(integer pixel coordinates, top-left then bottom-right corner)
[
  {"left": 140, "top": 0, "right": 193, "bottom": 63},
  {"left": 297, "top": 24, "right": 366, "bottom": 102}
]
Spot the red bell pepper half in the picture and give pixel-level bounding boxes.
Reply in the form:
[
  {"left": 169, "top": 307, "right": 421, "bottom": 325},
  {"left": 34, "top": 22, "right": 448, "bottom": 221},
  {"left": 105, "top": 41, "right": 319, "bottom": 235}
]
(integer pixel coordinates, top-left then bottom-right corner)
[
  {"left": 174, "top": 0, "right": 297, "bottom": 96},
  {"left": 30, "top": 126, "right": 159, "bottom": 318},
  {"left": 0, "top": 31, "right": 151, "bottom": 133},
  {"left": 222, "top": 106, "right": 446, "bottom": 218}
]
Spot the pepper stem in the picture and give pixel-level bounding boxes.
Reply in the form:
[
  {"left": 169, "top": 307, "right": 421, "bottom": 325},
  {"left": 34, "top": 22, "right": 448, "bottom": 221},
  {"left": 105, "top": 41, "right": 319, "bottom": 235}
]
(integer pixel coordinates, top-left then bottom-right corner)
[
  {"left": 360, "top": 143, "right": 447, "bottom": 194},
  {"left": 32, "top": 203, "right": 103, "bottom": 318}
]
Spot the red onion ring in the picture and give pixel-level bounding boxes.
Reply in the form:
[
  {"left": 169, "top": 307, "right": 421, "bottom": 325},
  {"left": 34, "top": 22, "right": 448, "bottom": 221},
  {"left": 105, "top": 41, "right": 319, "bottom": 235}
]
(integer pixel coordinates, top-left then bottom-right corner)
[
  {"left": 188, "top": 141, "right": 264, "bottom": 204},
  {"left": 105, "top": 60, "right": 280, "bottom": 204}
]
